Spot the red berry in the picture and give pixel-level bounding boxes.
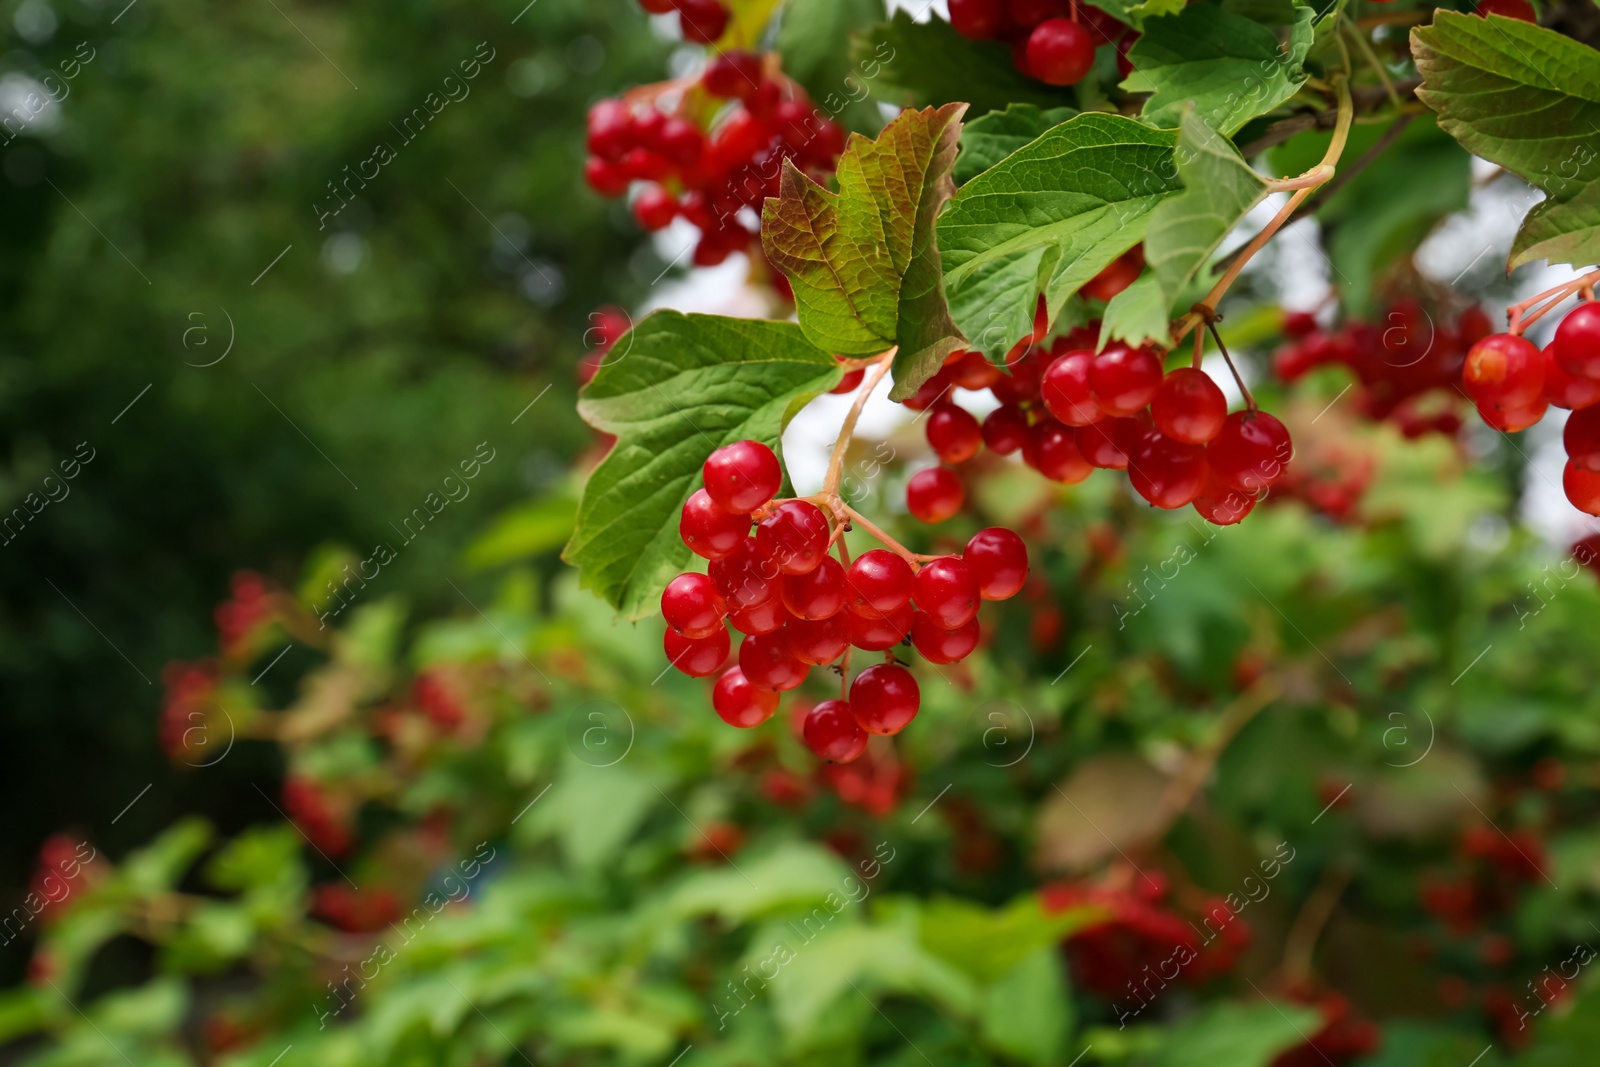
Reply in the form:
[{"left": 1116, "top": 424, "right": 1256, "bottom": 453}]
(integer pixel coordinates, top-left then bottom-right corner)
[
  {"left": 1128, "top": 431, "right": 1208, "bottom": 509},
  {"left": 1477, "top": 395, "right": 1548, "bottom": 433},
  {"left": 950, "top": 349, "right": 1001, "bottom": 390},
  {"left": 583, "top": 157, "right": 629, "bottom": 197},
  {"left": 1008, "top": 0, "right": 1065, "bottom": 26},
  {"left": 850, "top": 664, "right": 920, "bottom": 735},
  {"left": 639, "top": 0, "right": 676, "bottom": 13},
  {"left": 949, "top": 0, "right": 1008, "bottom": 38},
  {"left": 788, "top": 614, "right": 850, "bottom": 665},
  {"left": 729, "top": 596, "right": 786, "bottom": 635},
  {"left": 677, "top": 0, "right": 729, "bottom": 42},
  {"left": 911, "top": 614, "right": 979, "bottom": 663},
  {"left": 739, "top": 630, "right": 807, "bottom": 691},
  {"left": 632, "top": 185, "right": 678, "bottom": 231},
  {"left": 1565, "top": 460, "right": 1600, "bottom": 515},
  {"left": 661, "top": 572, "right": 727, "bottom": 638},
  {"left": 831, "top": 367, "right": 866, "bottom": 394},
  {"left": 1024, "top": 419, "right": 1093, "bottom": 483},
  {"left": 707, "top": 538, "right": 778, "bottom": 609},
  {"left": 1284, "top": 311, "right": 1319, "bottom": 338},
  {"left": 1089, "top": 343, "right": 1163, "bottom": 417},
  {"left": 664, "top": 626, "right": 729, "bottom": 677},
  {"left": 1025, "top": 18, "right": 1096, "bottom": 85},
  {"left": 914, "top": 556, "right": 979, "bottom": 630},
  {"left": 848, "top": 600, "right": 915, "bottom": 651},
  {"left": 982, "top": 405, "right": 1030, "bottom": 455},
  {"left": 619, "top": 147, "right": 671, "bottom": 182},
  {"left": 781, "top": 556, "right": 848, "bottom": 620},
  {"left": 1555, "top": 302, "right": 1600, "bottom": 377},
  {"left": 802, "top": 699, "right": 868, "bottom": 762},
  {"left": 1041, "top": 350, "right": 1100, "bottom": 426},
  {"left": 1464, "top": 333, "right": 1543, "bottom": 407},
  {"left": 965, "top": 528, "right": 1028, "bottom": 600},
  {"left": 927, "top": 403, "right": 983, "bottom": 463},
  {"left": 712, "top": 667, "right": 778, "bottom": 727},
  {"left": 703, "top": 440, "right": 781, "bottom": 514},
  {"left": 1080, "top": 247, "right": 1143, "bottom": 303},
  {"left": 1566, "top": 406, "right": 1600, "bottom": 470},
  {"left": 906, "top": 467, "right": 965, "bottom": 523},
  {"left": 1476, "top": 0, "right": 1536, "bottom": 20},
  {"left": 659, "top": 117, "right": 704, "bottom": 166},
  {"left": 1207, "top": 410, "right": 1292, "bottom": 492},
  {"left": 1193, "top": 466, "right": 1257, "bottom": 525},
  {"left": 681, "top": 488, "right": 751, "bottom": 559},
  {"left": 1544, "top": 343, "right": 1600, "bottom": 410},
  {"left": 701, "top": 51, "right": 764, "bottom": 100},
  {"left": 586, "top": 100, "right": 635, "bottom": 161},
  {"left": 846, "top": 549, "right": 916, "bottom": 617},
  {"left": 1075, "top": 414, "right": 1147, "bottom": 470},
  {"left": 1151, "top": 368, "right": 1227, "bottom": 444},
  {"left": 754, "top": 500, "right": 830, "bottom": 575}
]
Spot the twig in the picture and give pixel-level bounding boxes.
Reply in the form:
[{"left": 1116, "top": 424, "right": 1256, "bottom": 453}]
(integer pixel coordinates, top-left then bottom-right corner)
[
  {"left": 820, "top": 350, "right": 895, "bottom": 497},
  {"left": 1282, "top": 862, "right": 1355, "bottom": 987}
]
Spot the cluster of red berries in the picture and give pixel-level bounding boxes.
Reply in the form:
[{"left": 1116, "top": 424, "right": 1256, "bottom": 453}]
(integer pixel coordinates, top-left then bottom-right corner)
[
  {"left": 1421, "top": 824, "right": 1547, "bottom": 936},
  {"left": 631, "top": 0, "right": 731, "bottom": 44},
  {"left": 282, "top": 775, "right": 354, "bottom": 857},
  {"left": 411, "top": 670, "right": 467, "bottom": 732},
  {"left": 1040, "top": 870, "right": 1250, "bottom": 999},
  {"left": 584, "top": 52, "right": 844, "bottom": 268},
  {"left": 311, "top": 884, "right": 402, "bottom": 933},
  {"left": 947, "top": 0, "right": 1134, "bottom": 86},
  {"left": 1274, "top": 301, "right": 1485, "bottom": 439},
  {"left": 902, "top": 328, "right": 1290, "bottom": 525},
  {"left": 158, "top": 659, "right": 220, "bottom": 763},
  {"left": 1271, "top": 991, "right": 1381, "bottom": 1067},
  {"left": 664, "top": 439, "right": 1028, "bottom": 762},
  {"left": 214, "top": 570, "right": 275, "bottom": 657},
  {"left": 1461, "top": 302, "right": 1600, "bottom": 515}
]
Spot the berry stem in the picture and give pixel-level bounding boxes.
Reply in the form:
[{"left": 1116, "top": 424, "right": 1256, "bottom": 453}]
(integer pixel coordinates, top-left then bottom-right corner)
[
  {"left": 1507, "top": 268, "right": 1600, "bottom": 334},
  {"left": 840, "top": 503, "right": 938, "bottom": 567},
  {"left": 1171, "top": 76, "right": 1354, "bottom": 351},
  {"left": 1343, "top": 16, "right": 1400, "bottom": 110},
  {"left": 1191, "top": 324, "right": 1205, "bottom": 370},
  {"left": 821, "top": 349, "right": 896, "bottom": 499},
  {"left": 1206, "top": 318, "right": 1256, "bottom": 413}
]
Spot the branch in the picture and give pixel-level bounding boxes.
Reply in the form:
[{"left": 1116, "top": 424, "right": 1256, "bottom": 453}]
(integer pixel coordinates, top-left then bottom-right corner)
[{"left": 1236, "top": 80, "right": 1420, "bottom": 159}]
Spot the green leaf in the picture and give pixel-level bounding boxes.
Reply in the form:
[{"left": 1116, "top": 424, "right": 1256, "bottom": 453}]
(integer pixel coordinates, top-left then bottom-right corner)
[
  {"left": 670, "top": 842, "right": 851, "bottom": 922},
  {"left": 464, "top": 494, "right": 578, "bottom": 570},
  {"left": 775, "top": 0, "right": 886, "bottom": 133},
  {"left": 1147, "top": 1000, "right": 1321, "bottom": 1067},
  {"left": 980, "top": 947, "right": 1073, "bottom": 1066},
  {"left": 1122, "top": 0, "right": 1316, "bottom": 136},
  {"left": 1412, "top": 10, "right": 1600, "bottom": 268},
  {"left": 853, "top": 11, "right": 1077, "bottom": 117},
  {"left": 938, "top": 113, "right": 1182, "bottom": 360},
  {"left": 761, "top": 104, "right": 968, "bottom": 398},
  {"left": 916, "top": 894, "right": 1104, "bottom": 984},
  {"left": 563, "top": 312, "right": 840, "bottom": 619},
  {"left": 954, "top": 103, "right": 1079, "bottom": 186},
  {"left": 1103, "top": 109, "right": 1271, "bottom": 345},
  {"left": 121, "top": 818, "right": 212, "bottom": 895}
]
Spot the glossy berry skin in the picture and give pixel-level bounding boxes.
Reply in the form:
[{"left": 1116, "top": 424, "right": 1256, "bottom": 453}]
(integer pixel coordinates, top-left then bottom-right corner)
[
  {"left": 1555, "top": 302, "right": 1600, "bottom": 377},
  {"left": 701, "top": 51, "right": 764, "bottom": 100},
  {"left": 1193, "top": 467, "right": 1257, "bottom": 526},
  {"left": 1463, "top": 333, "right": 1543, "bottom": 408},
  {"left": 1208, "top": 410, "right": 1292, "bottom": 492},
  {"left": 1129, "top": 432, "right": 1208, "bottom": 509},
  {"left": 728, "top": 596, "right": 786, "bottom": 635},
  {"left": 1565, "top": 406, "right": 1600, "bottom": 470},
  {"left": 850, "top": 664, "right": 920, "bottom": 735},
  {"left": 1476, "top": 0, "right": 1536, "bottom": 21},
  {"left": 1080, "top": 247, "right": 1143, "bottom": 303},
  {"left": 1025, "top": 18, "right": 1096, "bottom": 86},
  {"left": 949, "top": 0, "right": 1008, "bottom": 38},
  {"left": 681, "top": 488, "right": 750, "bottom": 559},
  {"left": 712, "top": 667, "right": 779, "bottom": 728},
  {"left": 1477, "top": 395, "right": 1548, "bottom": 433},
  {"left": 830, "top": 367, "right": 865, "bottom": 394},
  {"left": 738, "top": 631, "right": 807, "bottom": 691},
  {"left": 802, "top": 700, "right": 868, "bottom": 762},
  {"left": 702, "top": 440, "right": 782, "bottom": 514},
  {"left": 1075, "top": 414, "right": 1149, "bottom": 470},
  {"left": 677, "top": 0, "right": 730, "bottom": 43},
  {"left": 906, "top": 467, "right": 964, "bottom": 523},
  {"left": 664, "top": 626, "right": 729, "bottom": 677},
  {"left": 949, "top": 349, "right": 1001, "bottom": 390},
  {"left": 849, "top": 601, "right": 915, "bottom": 651},
  {"left": 1041, "top": 350, "right": 1100, "bottom": 425},
  {"left": 965, "top": 528, "right": 1029, "bottom": 600},
  {"left": 846, "top": 549, "right": 916, "bottom": 617},
  {"left": 661, "top": 572, "right": 726, "bottom": 639},
  {"left": 1151, "top": 368, "right": 1227, "bottom": 443},
  {"left": 982, "top": 404, "right": 1030, "bottom": 455},
  {"left": 912, "top": 615, "right": 979, "bottom": 664},
  {"left": 632, "top": 185, "right": 677, "bottom": 231},
  {"left": 927, "top": 403, "right": 983, "bottom": 463},
  {"left": 1565, "top": 460, "right": 1600, "bottom": 516},
  {"left": 707, "top": 538, "right": 778, "bottom": 610},
  {"left": 915, "top": 556, "right": 979, "bottom": 630},
  {"left": 1544, "top": 343, "right": 1600, "bottom": 410},
  {"left": 1089, "top": 343, "right": 1164, "bottom": 417},
  {"left": 781, "top": 556, "right": 848, "bottom": 620},
  {"left": 755, "top": 500, "right": 830, "bottom": 575},
  {"left": 788, "top": 614, "right": 849, "bottom": 665},
  {"left": 1025, "top": 419, "right": 1094, "bottom": 483}
]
